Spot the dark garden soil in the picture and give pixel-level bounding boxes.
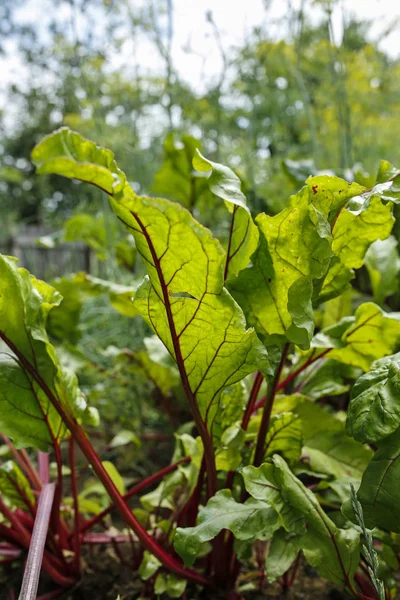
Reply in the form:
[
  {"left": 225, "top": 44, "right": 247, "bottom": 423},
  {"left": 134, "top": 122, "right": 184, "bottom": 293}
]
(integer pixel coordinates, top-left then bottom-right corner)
[{"left": 0, "top": 545, "right": 356, "bottom": 600}]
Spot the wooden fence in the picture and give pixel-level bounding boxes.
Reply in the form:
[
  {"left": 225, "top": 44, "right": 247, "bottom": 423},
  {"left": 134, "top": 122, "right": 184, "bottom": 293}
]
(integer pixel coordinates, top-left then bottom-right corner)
[{"left": 0, "top": 226, "right": 93, "bottom": 280}]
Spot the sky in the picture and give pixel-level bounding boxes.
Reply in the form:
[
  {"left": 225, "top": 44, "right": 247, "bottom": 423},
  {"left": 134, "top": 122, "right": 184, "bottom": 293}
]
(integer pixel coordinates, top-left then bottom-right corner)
[{"left": 1, "top": 0, "right": 400, "bottom": 104}]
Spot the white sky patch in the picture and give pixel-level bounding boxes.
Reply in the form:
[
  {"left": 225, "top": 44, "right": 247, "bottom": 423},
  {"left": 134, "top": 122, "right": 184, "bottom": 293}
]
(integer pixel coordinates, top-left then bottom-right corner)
[{"left": 0, "top": 0, "right": 399, "bottom": 115}]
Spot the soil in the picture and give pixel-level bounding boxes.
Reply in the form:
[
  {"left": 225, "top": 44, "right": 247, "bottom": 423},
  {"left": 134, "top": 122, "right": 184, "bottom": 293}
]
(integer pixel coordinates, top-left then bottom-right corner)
[{"left": 0, "top": 545, "right": 354, "bottom": 600}]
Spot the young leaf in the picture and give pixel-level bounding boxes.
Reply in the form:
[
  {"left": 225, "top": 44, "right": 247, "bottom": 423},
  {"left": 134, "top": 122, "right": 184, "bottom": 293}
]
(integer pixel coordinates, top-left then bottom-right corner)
[
  {"left": 138, "top": 550, "right": 162, "bottom": 581},
  {"left": 140, "top": 434, "right": 202, "bottom": 512},
  {"left": 174, "top": 489, "right": 280, "bottom": 567},
  {"left": 102, "top": 461, "right": 125, "bottom": 495},
  {"left": 72, "top": 272, "right": 138, "bottom": 317},
  {"left": 112, "top": 336, "right": 180, "bottom": 397},
  {"left": 299, "top": 359, "right": 352, "bottom": 399},
  {"left": 316, "top": 257, "right": 354, "bottom": 304},
  {"left": 347, "top": 353, "right": 400, "bottom": 444},
  {"left": 154, "top": 573, "right": 187, "bottom": 598},
  {"left": 193, "top": 150, "right": 259, "bottom": 280}
]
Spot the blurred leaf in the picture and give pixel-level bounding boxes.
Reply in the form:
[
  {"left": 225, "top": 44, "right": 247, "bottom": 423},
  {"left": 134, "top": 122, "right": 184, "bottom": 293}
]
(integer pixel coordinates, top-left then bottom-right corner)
[
  {"left": 102, "top": 461, "right": 125, "bottom": 495},
  {"left": 0, "top": 461, "right": 35, "bottom": 509},
  {"left": 295, "top": 400, "right": 372, "bottom": 478},
  {"left": 365, "top": 236, "right": 400, "bottom": 305}
]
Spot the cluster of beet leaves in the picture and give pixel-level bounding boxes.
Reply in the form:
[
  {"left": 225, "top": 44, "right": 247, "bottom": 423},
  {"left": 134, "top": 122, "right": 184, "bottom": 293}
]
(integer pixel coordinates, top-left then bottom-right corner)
[{"left": 1, "top": 127, "right": 400, "bottom": 600}]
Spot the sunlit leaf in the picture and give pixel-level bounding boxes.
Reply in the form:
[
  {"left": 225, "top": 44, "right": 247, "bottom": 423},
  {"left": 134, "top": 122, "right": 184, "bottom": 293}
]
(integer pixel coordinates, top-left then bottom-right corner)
[
  {"left": 311, "top": 303, "right": 400, "bottom": 371},
  {"left": 0, "top": 255, "right": 91, "bottom": 450}
]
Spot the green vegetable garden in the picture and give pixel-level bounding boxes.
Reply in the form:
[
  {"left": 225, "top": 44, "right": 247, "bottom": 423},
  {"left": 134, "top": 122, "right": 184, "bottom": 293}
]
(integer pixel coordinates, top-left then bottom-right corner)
[{"left": 1, "top": 1, "right": 400, "bottom": 599}]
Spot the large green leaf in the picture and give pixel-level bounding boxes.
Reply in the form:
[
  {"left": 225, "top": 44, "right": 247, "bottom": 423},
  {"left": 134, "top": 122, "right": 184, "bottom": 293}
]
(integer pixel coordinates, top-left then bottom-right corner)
[
  {"left": 229, "top": 183, "right": 333, "bottom": 349},
  {"left": 273, "top": 456, "right": 360, "bottom": 586},
  {"left": 365, "top": 236, "right": 400, "bottom": 306},
  {"left": 193, "top": 150, "right": 259, "bottom": 280},
  {"left": 353, "top": 430, "right": 400, "bottom": 533},
  {"left": 228, "top": 174, "right": 369, "bottom": 348},
  {"left": 174, "top": 489, "right": 280, "bottom": 567},
  {"left": 243, "top": 457, "right": 360, "bottom": 586},
  {"left": 32, "top": 128, "right": 269, "bottom": 432},
  {"left": 0, "top": 461, "right": 35, "bottom": 509},
  {"left": 347, "top": 353, "right": 400, "bottom": 444},
  {"left": 311, "top": 303, "right": 400, "bottom": 371},
  {"left": 0, "top": 255, "right": 91, "bottom": 450}
]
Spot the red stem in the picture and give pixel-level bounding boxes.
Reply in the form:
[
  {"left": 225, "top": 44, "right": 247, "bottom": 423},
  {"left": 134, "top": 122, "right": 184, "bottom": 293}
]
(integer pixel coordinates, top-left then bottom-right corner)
[
  {"left": 0, "top": 436, "right": 42, "bottom": 491},
  {"left": 78, "top": 456, "right": 191, "bottom": 536},
  {"left": 50, "top": 440, "right": 70, "bottom": 551},
  {"left": 253, "top": 344, "right": 290, "bottom": 467},
  {"left": 69, "top": 438, "right": 81, "bottom": 573},
  {"left": 0, "top": 496, "right": 74, "bottom": 587},
  {"left": 242, "top": 372, "right": 264, "bottom": 430},
  {"left": 0, "top": 330, "right": 213, "bottom": 588},
  {"left": 252, "top": 349, "right": 331, "bottom": 414},
  {"left": 126, "top": 212, "right": 218, "bottom": 500}
]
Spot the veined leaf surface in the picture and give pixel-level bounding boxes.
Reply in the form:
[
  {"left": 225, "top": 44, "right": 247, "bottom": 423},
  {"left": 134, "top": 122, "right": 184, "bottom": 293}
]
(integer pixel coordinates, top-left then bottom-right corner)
[
  {"left": 32, "top": 128, "right": 269, "bottom": 432},
  {"left": 347, "top": 353, "right": 400, "bottom": 444}
]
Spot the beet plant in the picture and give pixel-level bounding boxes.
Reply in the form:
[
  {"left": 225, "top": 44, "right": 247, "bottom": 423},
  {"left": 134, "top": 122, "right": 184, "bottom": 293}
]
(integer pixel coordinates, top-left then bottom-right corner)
[{"left": 1, "top": 127, "right": 400, "bottom": 599}]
